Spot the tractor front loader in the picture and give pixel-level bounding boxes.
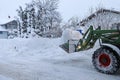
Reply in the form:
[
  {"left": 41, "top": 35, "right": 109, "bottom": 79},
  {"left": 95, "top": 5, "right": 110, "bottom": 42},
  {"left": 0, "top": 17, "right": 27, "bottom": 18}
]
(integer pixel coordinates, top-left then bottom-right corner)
[{"left": 60, "top": 25, "right": 120, "bottom": 74}]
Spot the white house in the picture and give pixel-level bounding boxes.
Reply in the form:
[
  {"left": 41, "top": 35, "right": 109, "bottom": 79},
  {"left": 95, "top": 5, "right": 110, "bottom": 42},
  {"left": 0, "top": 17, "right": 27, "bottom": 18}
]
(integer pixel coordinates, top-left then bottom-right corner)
[
  {"left": 0, "top": 26, "right": 8, "bottom": 39},
  {"left": 80, "top": 9, "right": 120, "bottom": 31},
  {"left": 0, "top": 19, "right": 18, "bottom": 38}
]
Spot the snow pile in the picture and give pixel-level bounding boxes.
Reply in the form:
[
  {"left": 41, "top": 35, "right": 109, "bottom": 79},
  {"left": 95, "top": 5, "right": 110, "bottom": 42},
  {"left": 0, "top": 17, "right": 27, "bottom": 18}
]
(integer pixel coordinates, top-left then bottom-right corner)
[
  {"left": 0, "top": 38, "right": 65, "bottom": 58},
  {"left": 62, "top": 29, "right": 83, "bottom": 43}
]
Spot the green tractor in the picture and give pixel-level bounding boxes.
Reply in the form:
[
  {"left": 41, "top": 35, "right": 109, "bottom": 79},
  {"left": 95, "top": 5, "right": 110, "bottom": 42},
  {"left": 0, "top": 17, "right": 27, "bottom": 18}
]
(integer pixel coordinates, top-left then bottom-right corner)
[{"left": 60, "top": 25, "right": 120, "bottom": 74}]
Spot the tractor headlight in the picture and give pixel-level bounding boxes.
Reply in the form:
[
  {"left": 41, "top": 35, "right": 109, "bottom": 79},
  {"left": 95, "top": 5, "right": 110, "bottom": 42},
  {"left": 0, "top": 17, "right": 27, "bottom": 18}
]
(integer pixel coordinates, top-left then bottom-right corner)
[{"left": 77, "top": 45, "right": 81, "bottom": 49}]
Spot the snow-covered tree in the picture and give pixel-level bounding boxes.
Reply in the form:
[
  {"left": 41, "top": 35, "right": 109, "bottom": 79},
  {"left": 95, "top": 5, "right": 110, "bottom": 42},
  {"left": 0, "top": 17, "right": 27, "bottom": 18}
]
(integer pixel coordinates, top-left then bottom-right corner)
[
  {"left": 17, "top": 0, "right": 62, "bottom": 38},
  {"left": 25, "top": 3, "right": 36, "bottom": 37},
  {"left": 17, "top": 6, "right": 27, "bottom": 37},
  {"left": 33, "top": 0, "right": 62, "bottom": 37},
  {"left": 62, "top": 17, "right": 80, "bottom": 30}
]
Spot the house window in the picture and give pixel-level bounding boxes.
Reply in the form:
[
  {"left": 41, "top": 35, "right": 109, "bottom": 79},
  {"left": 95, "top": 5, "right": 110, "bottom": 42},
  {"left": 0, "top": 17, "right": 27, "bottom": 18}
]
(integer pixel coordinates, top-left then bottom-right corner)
[{"left": 0, "top": 31, "right": 3, "bottom": 34}]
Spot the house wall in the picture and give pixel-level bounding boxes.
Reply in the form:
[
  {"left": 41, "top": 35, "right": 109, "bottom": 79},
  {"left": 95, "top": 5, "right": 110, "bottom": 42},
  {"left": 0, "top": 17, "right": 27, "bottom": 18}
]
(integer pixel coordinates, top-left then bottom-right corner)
[
  {"left": 82, "top": 12, "right": 120, "bottom": 31},
  {"left": 0, "top": 31, "right": 8, "bottom": 39},
  {"left": 4, "top": 20, "right": 17, "bottom": 30}
]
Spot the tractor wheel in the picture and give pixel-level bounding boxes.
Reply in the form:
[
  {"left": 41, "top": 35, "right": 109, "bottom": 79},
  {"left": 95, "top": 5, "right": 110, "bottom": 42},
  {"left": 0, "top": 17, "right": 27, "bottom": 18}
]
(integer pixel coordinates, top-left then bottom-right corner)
[{"left": 92, "top": 46, "right": 120, "bottom": 74}]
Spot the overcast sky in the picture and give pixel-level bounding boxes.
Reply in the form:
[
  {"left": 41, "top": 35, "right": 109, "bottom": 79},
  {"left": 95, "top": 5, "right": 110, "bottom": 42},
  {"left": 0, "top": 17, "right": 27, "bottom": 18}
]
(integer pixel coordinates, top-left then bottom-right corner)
[{"left": 0, "top": 0, "right": 120, "bottom": 23}]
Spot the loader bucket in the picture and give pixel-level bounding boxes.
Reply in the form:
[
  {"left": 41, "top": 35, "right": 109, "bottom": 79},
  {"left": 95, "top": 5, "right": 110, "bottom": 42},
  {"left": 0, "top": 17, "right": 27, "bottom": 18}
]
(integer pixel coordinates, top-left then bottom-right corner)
[
  {"left": 59, "top": 43, "right": 69, "bottom": 53},
  {"left": 60, "top": 40, "right": 79, "bottom": 53}
]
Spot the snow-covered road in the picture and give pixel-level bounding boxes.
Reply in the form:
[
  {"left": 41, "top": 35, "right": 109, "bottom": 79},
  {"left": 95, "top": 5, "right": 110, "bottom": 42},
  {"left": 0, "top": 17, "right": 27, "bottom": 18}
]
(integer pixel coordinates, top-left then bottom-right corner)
[{"left": 0, "top": 38, "right": 119, "bottom": 80}]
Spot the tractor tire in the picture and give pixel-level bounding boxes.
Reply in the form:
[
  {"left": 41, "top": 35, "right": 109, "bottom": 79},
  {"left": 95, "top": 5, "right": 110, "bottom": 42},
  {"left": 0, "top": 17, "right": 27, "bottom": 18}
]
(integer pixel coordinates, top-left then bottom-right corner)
[{"left": 92, "top": 46, "right": 120, "bottom": 74}]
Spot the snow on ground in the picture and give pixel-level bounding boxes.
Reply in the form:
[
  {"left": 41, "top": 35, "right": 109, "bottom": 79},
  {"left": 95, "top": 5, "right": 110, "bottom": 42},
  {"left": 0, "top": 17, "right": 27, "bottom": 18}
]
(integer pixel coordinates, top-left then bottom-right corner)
[{"left": 0, "top": 38, "right": 119, "bottom": 80}]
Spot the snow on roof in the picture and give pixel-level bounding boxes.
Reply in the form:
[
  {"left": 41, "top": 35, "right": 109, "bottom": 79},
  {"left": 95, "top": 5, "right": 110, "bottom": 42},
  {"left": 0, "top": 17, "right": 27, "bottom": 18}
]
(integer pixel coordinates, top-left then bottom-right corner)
[
  {"left": 0, "top": 18, "right": 15, "bottom": 25},
  {"left": 0, "top": 26, "right": 8, "bottom": 31}
]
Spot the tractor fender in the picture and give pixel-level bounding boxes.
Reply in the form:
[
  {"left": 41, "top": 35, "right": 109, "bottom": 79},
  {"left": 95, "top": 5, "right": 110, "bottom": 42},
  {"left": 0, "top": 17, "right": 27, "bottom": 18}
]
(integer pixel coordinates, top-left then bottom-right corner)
[{"left": 102, "top": 43, "right": 120, "bottom": 57}]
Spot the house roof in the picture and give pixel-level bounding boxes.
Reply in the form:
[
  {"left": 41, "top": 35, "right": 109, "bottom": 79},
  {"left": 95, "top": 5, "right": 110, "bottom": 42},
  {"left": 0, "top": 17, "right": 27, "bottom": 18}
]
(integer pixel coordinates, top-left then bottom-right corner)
[
  {"left": 80, "top": 9, "right": 120, "bottom": 26},
  {"left": 0, "top": 20, "right": 17, "bottom": 26},
  {"left": 0, "top": 17, "right": 16, "bottom": 25}
]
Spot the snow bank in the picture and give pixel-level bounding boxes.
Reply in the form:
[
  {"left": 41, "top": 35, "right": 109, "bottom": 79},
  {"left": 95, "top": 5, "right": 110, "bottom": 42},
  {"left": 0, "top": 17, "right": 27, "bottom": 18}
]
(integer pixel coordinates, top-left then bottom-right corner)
[{"left": 0, "top": 38, "right": 65, "bottom": 58}]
